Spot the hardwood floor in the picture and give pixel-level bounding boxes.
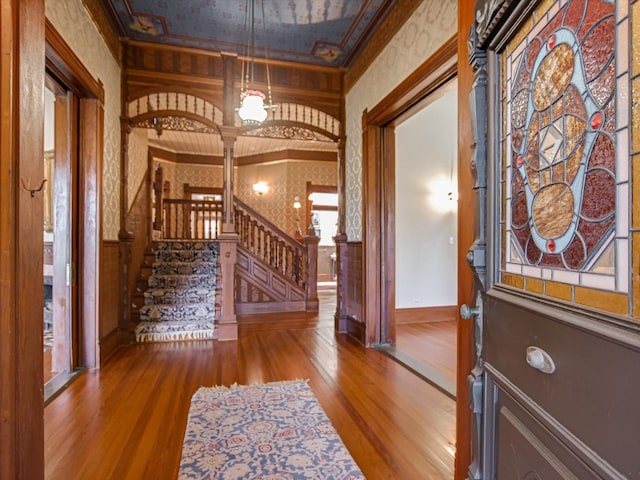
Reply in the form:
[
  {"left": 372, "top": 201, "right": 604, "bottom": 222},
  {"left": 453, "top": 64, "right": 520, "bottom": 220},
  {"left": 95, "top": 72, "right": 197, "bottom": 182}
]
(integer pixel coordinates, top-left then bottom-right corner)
[
  {"left": 44, "top": 291, "right": 456, "bottom": 479},
  {"left": 394, "top": 321, "right": 457, "bottom": 396}
]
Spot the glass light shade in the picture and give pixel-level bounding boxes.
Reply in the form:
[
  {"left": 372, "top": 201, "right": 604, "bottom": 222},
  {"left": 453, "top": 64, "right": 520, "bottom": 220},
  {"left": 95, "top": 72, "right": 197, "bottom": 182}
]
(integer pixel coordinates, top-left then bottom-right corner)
[
  {"left": 252, "top": 180, "right": 269, "bottom": 195},
  {"left": 238, "top": 91, "right": 268, "bottom": 125}
]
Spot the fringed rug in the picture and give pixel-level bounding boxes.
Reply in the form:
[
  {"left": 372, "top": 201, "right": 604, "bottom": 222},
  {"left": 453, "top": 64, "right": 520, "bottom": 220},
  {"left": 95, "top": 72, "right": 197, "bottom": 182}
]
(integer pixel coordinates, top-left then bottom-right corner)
[{"left": 179, "top": 380, "right": 366, "bottom": 480}]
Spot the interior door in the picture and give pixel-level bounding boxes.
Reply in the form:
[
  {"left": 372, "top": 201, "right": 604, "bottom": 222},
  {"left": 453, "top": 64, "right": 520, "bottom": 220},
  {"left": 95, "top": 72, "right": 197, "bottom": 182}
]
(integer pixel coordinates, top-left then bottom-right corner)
[
  {"left": 463, "top": 1, "right": 640, "bottom": 478},
  {"left": 43, "top": 73, "right": 80, "bottom": 400}
]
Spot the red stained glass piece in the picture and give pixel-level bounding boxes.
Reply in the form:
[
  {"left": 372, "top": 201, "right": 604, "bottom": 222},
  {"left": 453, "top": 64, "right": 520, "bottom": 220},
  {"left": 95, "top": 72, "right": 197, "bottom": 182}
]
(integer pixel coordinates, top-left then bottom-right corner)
[
  {"left": 547, "top": 239, "right": 556, "bottom": 252},
  {"left": 590, "top": 111, "right": 603, "bottom": 129},
  {"left": 547, "top": 35, "right": 556, "bottom": 50},
  {"left": 517, "top": 155, "right": 524, "bottom": 167}
]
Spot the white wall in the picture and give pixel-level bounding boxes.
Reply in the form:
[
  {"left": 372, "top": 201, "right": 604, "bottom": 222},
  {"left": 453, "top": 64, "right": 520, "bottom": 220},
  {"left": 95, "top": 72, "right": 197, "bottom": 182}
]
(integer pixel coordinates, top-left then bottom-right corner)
[{"left": 395, "top": 81, "right": 458, "bottom": 308}]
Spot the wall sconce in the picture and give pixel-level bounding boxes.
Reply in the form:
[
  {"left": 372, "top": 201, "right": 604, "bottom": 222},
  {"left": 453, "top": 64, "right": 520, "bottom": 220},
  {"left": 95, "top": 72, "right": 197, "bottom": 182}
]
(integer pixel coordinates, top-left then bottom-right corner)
[
  {"left": 293, "top": 196, "right": 302, "bottom": 238},
  {"left": 252, "top": 180, "right": 269, "bottom": 195}
]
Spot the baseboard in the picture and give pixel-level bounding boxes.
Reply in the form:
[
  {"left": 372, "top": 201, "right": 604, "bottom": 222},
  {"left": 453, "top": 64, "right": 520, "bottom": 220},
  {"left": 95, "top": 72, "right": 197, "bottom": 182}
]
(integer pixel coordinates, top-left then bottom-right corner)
[
  {"left": 346, "top": 316, "right": 366, "bottom": 345},
  {"left": 99, "top": 328, "right": 134, "bottom": 366},
  {"left": 395, "top": 305, "right": 456, "bottom": 324}
]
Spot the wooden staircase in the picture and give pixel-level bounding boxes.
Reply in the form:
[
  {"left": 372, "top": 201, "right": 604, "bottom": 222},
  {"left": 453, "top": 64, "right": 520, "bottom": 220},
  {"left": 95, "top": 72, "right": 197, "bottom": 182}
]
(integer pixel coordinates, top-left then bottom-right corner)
[{"left": 129, "top": 194, "right": 319, "bottom": 340}]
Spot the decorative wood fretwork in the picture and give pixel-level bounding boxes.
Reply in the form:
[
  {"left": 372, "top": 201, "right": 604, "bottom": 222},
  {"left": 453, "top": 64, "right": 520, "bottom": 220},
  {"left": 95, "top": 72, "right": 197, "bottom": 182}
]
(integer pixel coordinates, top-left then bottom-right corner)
[
  {"left": 246, "top": 125, "right": 331, "bottom": 142},
  {"left": 127, "top": 91, "right": 222, "bottom": 128},
  {"left": 135, "top": 115, "right": 217, "bottom": 134}
]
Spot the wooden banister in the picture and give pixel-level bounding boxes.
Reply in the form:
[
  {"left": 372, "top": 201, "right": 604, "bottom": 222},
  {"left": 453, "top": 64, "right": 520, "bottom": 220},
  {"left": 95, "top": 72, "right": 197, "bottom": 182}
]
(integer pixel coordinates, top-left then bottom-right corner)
[
  {"left": 161, "top": 198, "right": 222, "bottom": 240},
  {"left": 233, "top": 196, "right": 308, "bottom": 291}
]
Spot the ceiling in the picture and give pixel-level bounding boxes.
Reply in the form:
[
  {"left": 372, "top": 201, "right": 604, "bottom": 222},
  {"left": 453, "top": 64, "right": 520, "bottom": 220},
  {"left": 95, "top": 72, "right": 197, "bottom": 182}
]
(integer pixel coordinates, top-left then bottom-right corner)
[{"left": 102, "top": 0, "right": 396, "bottom": 68}]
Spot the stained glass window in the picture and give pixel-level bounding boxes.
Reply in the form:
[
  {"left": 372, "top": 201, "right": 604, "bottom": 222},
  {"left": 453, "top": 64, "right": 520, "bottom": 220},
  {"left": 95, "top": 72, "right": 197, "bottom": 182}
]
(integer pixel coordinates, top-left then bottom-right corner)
[{"left": 502, "top": 0, "right": 629, "bottom": 294}]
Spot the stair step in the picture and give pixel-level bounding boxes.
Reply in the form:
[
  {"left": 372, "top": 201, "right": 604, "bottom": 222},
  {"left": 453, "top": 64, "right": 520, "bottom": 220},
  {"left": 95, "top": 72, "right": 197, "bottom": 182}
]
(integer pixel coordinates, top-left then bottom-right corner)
[
  {"left": 134, "top": 319, "right": 215, "bottom": 342},
  {"left": 148, "top": 274, "right": 218, "bottom": 289},
  {"left": 152, "top": 261, "right": 217, "bottom": 276},
  {"left": 139, "top": 302, "right": 215, "bottom": 322},
  {"left": 144, "top": 288, "right": 215, "bottom": 306},
  {"left": 155, "top": 249, "right": 218, "bottom": 263},
  {"left": 155, "top": 241, "right": 218, "bottom": 251}
]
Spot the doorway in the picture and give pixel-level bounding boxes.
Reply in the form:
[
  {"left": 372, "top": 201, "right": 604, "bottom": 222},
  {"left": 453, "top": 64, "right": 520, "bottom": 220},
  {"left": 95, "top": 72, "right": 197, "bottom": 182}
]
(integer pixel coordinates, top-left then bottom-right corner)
[
  {"left": 359, "top": 36, "right": 458, "bottom": 391},
  {"left": 392, "top": 79, "right": 458, "bottom": 397},
  {"left": 306, "top": 183, "right": 338, "bottom": 289}
]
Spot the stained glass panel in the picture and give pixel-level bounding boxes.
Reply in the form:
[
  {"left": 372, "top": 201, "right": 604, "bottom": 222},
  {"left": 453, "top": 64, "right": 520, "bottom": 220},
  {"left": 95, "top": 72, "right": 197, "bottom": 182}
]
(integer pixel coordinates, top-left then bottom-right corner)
[{"left": 502, "top": 0, "right": 629, "bottom": 295}]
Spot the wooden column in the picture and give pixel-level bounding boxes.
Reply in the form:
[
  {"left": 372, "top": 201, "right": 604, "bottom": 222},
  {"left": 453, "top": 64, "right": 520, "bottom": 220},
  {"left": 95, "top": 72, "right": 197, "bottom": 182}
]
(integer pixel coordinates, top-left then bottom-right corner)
[
  {"left": 217, "top": 234, "right": 239, "bottom": 340},
  {"left": 152, "top": 164, "right": 164, "bottom": 232},
  {"left": 219, "top": 127, "right": 237, "bottom": 233},
  {"left": 118, "top": 120, "right": 133, "bottom": 333},
  {"left": 216, "top": 53, "right": 239, "bottom": 340},
  {"left": 304, "top": 227, "right": 320, "bottom": 312}
]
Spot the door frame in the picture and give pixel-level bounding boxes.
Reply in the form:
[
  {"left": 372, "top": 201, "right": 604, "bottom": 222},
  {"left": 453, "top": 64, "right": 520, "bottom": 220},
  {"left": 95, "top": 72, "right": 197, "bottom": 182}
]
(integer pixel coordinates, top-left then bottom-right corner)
[
  {"left": 45, "top": 19, "right": 104, "bottom": 369},
  {"left": 361, "top": 36, "right": 458, "bottom": 345},
  {"left": 0, "top": 1, "right": 46, "bottom": 477},
  {"left": 360, "top": 34, "right": 469, "bottom": 475}
]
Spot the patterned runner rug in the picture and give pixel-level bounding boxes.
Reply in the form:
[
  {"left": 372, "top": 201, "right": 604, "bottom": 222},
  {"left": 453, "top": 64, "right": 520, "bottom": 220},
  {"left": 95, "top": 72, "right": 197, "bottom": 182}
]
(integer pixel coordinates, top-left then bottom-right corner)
[{"left": 179, "top": 380, "right": 365, "bottom": 479}]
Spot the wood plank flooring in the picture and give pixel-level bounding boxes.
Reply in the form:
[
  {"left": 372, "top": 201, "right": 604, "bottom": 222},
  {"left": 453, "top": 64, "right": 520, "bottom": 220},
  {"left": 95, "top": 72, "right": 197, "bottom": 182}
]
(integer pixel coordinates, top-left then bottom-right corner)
[
  {"left": 44, "top": 291, "right": 456, "bottom": 479},
  {"left": 396, "top": 321, "right": 457, "bottom": 388}
]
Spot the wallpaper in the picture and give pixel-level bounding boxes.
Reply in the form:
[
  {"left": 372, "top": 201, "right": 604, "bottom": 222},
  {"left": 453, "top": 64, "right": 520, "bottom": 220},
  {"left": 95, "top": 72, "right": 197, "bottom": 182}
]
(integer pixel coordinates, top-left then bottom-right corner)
[
  {"left": 127, "top": 128, "right": 149, "bottom": 212},
  {"left": 46, "top": 0, "right": 122, "bottom": 240},
  {"left": 151, "top": 160, "right": 337, "bottom": 238},
  {"left": 176, "top": 164, "right": 224, "bottom": 193},
  {"left": 344, "top": 0, "right": 457, "bottom": 240}
]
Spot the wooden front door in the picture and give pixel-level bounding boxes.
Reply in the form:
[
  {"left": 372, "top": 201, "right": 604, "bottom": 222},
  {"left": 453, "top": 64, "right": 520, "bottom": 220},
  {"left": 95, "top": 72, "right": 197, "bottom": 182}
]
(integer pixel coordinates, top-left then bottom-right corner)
[{"left": 461, "top": 1, "right": 640, "bottom": 478}]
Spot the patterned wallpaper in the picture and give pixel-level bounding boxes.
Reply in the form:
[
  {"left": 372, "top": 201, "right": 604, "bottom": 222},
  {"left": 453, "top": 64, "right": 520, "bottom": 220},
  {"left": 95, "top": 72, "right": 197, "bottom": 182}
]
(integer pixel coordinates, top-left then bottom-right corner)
[
  {"left": 46, "top": 0, "right": 122, "bottom": 240},
  {"left": 176, "top": 164, "right": 224, "bottom": 193},
  {"left": 344, "top": 0, "right": 457, "bottom": 240},
  {"left": 236, "top": 161, "right": 337, "bottom": 237},
  {"left": 127, "top": 128, "right": 148, "bottom": 211},
  {"left": 150, "top": 160, "right": 337, "bottom": 238}
]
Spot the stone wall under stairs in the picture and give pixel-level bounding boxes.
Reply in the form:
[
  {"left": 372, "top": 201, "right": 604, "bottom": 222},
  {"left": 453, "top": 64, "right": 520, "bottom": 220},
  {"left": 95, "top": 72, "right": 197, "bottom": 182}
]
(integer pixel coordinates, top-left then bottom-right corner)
[{"left": 135, "top": 241, "right": 219, "bottom": 342}]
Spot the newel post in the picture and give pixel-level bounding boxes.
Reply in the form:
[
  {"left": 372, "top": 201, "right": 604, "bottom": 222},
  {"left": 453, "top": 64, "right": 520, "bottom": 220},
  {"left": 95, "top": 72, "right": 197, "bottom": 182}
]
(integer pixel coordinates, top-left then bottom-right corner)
[
  {"left": 217, "top": 234, "right": 239, "bottom": 340},
  {"left": 304, "top": 227, "right": 320, "bottom": 311}
]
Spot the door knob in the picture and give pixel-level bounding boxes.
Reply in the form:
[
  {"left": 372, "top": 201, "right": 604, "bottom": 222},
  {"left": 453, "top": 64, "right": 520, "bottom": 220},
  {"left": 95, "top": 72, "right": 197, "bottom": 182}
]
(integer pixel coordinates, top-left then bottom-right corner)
[
  {"left": 525, "top": 346, "right": 556, "bottom": 374},
  {"left": 460, "top": 304, "right": 480, "bottom": 319}
]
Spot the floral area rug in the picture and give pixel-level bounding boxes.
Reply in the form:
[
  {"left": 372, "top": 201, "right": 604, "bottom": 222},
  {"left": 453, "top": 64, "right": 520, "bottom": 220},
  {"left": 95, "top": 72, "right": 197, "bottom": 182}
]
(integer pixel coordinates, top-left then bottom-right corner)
[{"left": 179, "top": 380, "right": 366, "bottom": 479}]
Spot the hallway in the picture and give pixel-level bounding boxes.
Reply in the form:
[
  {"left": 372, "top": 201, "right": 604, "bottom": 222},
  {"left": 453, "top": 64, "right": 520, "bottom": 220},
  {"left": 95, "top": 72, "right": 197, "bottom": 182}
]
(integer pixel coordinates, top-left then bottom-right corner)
[{"left": 44, "top": 291, "right": 456, "bottom": 479}]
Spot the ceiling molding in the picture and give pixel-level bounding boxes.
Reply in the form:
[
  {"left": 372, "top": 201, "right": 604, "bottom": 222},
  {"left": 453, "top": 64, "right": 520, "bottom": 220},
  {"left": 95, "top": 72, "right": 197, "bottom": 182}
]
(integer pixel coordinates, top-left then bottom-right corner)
[
  {"left": 344, "top": 0, "right": 422, "bottom": 92},
  {"left": 81, "top": 0, "right": 122, "bottom": 66}
]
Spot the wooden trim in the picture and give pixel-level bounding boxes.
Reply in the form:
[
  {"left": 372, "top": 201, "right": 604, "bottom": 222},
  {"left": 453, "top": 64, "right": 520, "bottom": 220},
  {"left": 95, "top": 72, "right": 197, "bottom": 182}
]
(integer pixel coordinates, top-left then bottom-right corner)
[
  {"left": 366, "top": 36, "right": 458, "bottom": 124},
  {"left": 79, "top": 98, "right": 103, "bottom": 369},
  {"left": 183, "top": 184, "right": 224, "bottom": 197},
  {"left": 0, "top": 1, "right": 46, "bottom": 478},
  {"left": 148, "top": 146, "right": 336, "bottom": 166},
  {"left": 345, "top": 0, "right": 423, "bottom": 92},
  {"left": 395, "top": 305, "right": 457, "bottom": 324},
  {"left": 45, "top": 19, "right": 105, "bottom": 102},
  {"left": 79, "top": 0, "right": 122, "bottom": 66},
  {"left": 362, "top": 36, "right": 457, "bottom": 346},
  {"left": 455, "top": 3, "right": 476, "bottom": 478},
  {"left": 123, "top": 37, "right": 346, "bottom": 74},
  {"left": 237, "top": 149, "right": 337, "bottom": 165}
]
